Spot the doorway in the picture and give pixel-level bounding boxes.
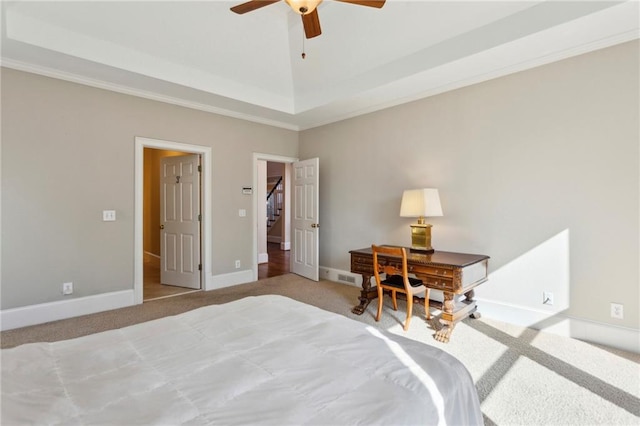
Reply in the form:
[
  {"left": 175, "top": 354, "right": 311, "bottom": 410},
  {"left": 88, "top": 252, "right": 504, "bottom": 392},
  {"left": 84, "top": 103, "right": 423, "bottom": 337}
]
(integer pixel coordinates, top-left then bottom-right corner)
[
  {"left": 257, "top": 160, "right": 291, "bottom": 280},
  {"left": 252, "top": 153, "right": 297, "bottom": 281},
  {"left": 134, "top": 137, "right": 213, "bottom": 305},
  {"left": 143, "top": 148, "right": 201, "bottom": 300}
]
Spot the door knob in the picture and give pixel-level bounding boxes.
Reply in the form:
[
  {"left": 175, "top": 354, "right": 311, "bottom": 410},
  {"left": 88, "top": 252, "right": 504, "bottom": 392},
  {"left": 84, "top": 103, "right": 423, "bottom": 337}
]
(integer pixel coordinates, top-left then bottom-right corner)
[
  {"left": 160, "top": 224, "right": 165, "bottom": 229},
  {"left": 311, "top": 223, "right": 319, "bottom": 228}
]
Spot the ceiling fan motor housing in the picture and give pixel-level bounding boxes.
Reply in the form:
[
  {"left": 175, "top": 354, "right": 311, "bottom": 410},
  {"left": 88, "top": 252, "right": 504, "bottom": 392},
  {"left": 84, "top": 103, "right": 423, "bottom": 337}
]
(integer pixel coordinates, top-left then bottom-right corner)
[{"left": 285, "top": 0, "right": 322, "bottom": 15}]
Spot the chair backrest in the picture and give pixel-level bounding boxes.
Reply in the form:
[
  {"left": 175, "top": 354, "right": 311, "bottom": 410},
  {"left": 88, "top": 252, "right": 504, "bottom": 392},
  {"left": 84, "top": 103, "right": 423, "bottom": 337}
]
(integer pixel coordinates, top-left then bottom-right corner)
[{"left": 372, "top": 245, "right": 410, "bottom": 290}]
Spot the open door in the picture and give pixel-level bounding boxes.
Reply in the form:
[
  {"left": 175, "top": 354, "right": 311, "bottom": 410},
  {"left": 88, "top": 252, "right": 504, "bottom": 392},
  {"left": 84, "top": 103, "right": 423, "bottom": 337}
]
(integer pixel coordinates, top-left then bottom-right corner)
[
  {"left": 291, "top": 158, "right": 319, "bottom": 281},
  {"left": 160, "top": 154, "right": 201, "bottom": 289}
]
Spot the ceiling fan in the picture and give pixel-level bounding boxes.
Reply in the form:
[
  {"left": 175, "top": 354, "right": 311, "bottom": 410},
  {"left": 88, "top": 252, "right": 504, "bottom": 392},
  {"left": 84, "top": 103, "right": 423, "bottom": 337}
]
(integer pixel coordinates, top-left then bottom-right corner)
[{"left": 230, "top": 0, "right": 386, "bottom": 39}]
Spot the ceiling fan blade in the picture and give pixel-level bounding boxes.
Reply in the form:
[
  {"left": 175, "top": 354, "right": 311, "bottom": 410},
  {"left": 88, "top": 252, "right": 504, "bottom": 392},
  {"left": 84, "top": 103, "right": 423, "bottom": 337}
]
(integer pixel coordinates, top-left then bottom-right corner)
[
  {"left": 302, "top": 9, "right": 322, "bottom": 39},
  {"left": 230, "top": 0, "right": 280, "bottom": 14},
  {"left": 335, "top": 0, "right": 386, "bottom": 8}
]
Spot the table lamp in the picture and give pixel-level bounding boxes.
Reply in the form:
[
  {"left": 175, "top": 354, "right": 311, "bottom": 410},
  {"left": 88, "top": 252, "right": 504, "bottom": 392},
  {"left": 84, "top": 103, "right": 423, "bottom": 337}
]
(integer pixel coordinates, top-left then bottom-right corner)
[{"left": 400, "top": 188, "right": 443, "bottom": 253}]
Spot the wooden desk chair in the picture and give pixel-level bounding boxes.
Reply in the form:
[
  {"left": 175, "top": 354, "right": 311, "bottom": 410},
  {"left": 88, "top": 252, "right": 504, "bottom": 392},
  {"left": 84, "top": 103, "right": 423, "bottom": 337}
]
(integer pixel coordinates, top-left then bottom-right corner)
[{"left": 372, "top": 245, "right": 431, "bottom": 331}]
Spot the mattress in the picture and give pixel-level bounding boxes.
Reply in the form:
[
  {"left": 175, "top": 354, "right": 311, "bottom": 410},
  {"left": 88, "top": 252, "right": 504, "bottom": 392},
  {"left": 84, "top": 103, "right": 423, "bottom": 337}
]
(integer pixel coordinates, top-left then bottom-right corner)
[{"left": 1, "top": 295, "right": 482, "bottom": 425}]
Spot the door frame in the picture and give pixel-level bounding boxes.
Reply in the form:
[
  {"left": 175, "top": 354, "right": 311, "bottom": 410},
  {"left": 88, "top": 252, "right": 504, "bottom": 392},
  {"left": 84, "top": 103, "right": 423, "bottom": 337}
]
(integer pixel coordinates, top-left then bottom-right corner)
[
  {"left": 252, "top": 153, "right": 298, "bottom": 281},
  {"left": 134, "top": 137, "right": 213, "bottom": 304}
]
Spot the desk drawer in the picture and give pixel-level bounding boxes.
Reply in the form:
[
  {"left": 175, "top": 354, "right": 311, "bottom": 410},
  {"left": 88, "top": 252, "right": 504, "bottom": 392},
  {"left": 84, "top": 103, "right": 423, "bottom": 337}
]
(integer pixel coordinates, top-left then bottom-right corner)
[
  {"left": 351, "top": 255, "right": 374, "bottom": 274},
  {"left": 410, "top": 265, "right": 453, "bottom": 278},
  {"left": 423, "top": 276, "right": 453, "bottom": 291}
]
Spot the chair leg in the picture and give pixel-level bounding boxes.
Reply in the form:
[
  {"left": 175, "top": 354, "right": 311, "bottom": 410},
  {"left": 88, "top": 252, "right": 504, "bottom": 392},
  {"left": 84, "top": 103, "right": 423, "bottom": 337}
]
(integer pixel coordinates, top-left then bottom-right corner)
[
  {"left": 404, "top": 294, "right": 413, "bottom": 331},
  {"left": 391, "top": 290, "right": 398, "bottom": 311},
  {"left": 376, "top": 286, "right": 383, "bottom": 322},
  {"left": 425, "top": 288, "right": 431, "bottom": 320}
]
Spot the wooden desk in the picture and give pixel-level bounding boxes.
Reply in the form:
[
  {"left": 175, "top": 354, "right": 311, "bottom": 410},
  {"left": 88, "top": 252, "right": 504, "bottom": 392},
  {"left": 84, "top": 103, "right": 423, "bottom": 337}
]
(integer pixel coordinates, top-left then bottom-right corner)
[{"left": 349, "top": 247, "right": 489, "bottom": 342}]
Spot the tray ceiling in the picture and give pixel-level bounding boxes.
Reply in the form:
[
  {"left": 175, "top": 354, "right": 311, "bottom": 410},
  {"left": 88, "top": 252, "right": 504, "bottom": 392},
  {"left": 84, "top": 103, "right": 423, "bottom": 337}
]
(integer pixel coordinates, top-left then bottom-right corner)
[{"left": 2, "top": 1, "right": 638, "bottom": 130}]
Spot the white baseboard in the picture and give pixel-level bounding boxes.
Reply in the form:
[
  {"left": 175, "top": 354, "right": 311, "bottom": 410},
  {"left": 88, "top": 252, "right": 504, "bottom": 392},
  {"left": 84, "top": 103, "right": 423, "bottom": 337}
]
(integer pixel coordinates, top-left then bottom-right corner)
[
  {"left": 258, "top": 252, "right": 269, "bottom": 264},
  {"left": 1, "top": 290, "right": 135, "bottom": 331},
  {"left": 322, "top": 265, "right": 639, "bottom": 354},
  {"left": 267, "top": 236, "right": 282, "bottom": 244},
  {"left": 207, "top": 270, "right": 254, "bottom": 291},
  {"left": 476, "top": 298, "right": 640, "bottom": 354},
  {"left": 280, "top": 241, "right": 290, "bottom": 250},
  {"left": 143, "top": 251, "right": 160, "bottom": 259}
]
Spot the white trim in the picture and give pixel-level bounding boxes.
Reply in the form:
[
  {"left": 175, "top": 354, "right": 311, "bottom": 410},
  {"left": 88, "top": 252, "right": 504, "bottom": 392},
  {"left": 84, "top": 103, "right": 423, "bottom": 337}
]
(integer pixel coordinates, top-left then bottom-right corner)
[
  {"left": 134, "top": 137, "right": 213, "bottom": 302},
  {"left": 267, "top": 235, "right": 282, "bottom": 244},
  {"left": 280, "top": 241, "right": 291, "bottom": 251},
  {"left": 323, "top": 265, "right": 640, "bottom": 354},
  {"left": 1, "top": 290, "right": 134, "bottom": 331},
  {"left": 252, "top": 153, "right": 298, "bottom": 281},
  {"left": 144, "top": 251, "right": 160, "bottom": 260},
  {"left": 209, "top": 270, "right": 254, "bottom": 290},
  {"left": 258, "top": 253, "right": 269, "bottom": 264},
  {"left": 476, "top": 298, "right": 640, "bottom": 354},
  {"left": 1, "top": 59, "right": 300, "bottom": 132}
]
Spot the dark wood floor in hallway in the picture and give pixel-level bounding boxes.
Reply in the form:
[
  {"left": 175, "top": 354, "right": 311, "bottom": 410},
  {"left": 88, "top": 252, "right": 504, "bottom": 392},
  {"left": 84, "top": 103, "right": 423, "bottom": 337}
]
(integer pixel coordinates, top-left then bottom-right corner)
[{"left": 258, "top": 242, "right": 290, "bottom": 279}]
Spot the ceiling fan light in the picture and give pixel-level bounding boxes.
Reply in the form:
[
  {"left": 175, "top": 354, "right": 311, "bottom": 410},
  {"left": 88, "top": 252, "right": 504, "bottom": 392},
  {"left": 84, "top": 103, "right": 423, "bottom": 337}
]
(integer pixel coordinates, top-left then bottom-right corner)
[{"left": 284, "top": 0, "right": 322, "bottom": 15}]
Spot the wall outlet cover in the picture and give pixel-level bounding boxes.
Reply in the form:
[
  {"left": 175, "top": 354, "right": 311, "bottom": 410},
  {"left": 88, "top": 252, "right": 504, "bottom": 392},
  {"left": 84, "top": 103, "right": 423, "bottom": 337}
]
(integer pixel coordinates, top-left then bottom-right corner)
[
  {"left": 610, "top": 303, "right": 624, "bottom": 319},
  {"left": 62, "top": 282, "right": 73, "bottom": 295}
]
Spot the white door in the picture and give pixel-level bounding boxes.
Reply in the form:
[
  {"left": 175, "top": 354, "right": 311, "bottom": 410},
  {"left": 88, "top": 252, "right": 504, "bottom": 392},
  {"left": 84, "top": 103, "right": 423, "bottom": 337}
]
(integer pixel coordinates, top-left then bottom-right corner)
[
  {"left": 160, "top": 154, "right": 201, "bottom": 289},
  {"left": 291, "top": 158, "right": 319, "bottom": 281}
]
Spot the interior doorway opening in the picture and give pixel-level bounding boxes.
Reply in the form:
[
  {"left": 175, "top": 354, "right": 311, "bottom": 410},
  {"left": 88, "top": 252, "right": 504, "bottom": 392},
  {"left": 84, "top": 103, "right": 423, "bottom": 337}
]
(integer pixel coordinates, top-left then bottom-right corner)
[
  {"left": 134, "top": 137, "right": 213, "bottom": 305},
  {"left": 143, "top": 148, "right": 201, "bottom": 301},
  {"left": 253, "top": 154, "right": 297, "bottom": 281},
  {"left": 257, "top": 160, "right": 291, "bottom": 280}
]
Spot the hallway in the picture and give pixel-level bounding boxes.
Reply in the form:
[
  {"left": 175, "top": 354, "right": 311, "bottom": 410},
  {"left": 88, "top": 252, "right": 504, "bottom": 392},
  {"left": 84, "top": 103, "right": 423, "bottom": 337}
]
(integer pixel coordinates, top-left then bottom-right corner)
[{"left": 258, "top": 243, "right": 290, "bottom": 280}]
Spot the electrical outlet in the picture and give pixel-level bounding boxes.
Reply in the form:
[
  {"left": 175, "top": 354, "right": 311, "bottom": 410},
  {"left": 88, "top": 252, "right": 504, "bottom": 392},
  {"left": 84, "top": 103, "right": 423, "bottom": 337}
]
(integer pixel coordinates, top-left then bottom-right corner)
[
  {"left": 235, "top": 260, "right": 241, "bottom": 269},
  {"left": 62, "top": 282, "right": 73, "bottom": 295},
  {"left": 611, "top": 303, "right": 624, "bottom": 319},
  {"left": 543, "top": 291, "right": 554, "bottom": 305},
  {"left": 102, "top": 210, "right": 116, "bottom": 221}
]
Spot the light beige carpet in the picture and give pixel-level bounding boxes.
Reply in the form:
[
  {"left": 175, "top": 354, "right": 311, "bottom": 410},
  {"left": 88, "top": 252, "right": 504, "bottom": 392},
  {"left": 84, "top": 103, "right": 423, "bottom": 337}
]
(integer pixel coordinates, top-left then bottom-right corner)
[{"left": 2, "top": 274, "right": 639, "bottom": 425}]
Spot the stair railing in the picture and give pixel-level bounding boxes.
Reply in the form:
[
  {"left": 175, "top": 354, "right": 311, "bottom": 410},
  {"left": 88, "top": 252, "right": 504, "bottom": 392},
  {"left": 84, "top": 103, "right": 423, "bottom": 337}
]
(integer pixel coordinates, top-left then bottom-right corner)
[{"left": 266, "top": 176, "right": 283, "bottom": 229}]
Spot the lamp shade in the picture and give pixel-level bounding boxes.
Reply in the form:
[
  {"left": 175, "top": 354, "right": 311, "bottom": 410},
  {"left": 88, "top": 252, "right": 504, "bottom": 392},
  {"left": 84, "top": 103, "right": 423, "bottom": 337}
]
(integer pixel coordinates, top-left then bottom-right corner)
[{"left": 400, "top": 188, "right": 443, "bottom": 218}]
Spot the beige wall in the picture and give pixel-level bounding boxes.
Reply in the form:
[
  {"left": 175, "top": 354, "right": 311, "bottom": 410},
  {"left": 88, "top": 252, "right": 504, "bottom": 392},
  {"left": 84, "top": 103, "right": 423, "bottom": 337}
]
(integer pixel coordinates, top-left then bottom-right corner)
[
  {"left": 1, "top": 68, "right": 298, "bottom": 309},
  {"left": 1, "top": 41, "right": 638, "bottom": 335},
  {"left": 300, "top": 41, "right": 639, "bottom": 330}
]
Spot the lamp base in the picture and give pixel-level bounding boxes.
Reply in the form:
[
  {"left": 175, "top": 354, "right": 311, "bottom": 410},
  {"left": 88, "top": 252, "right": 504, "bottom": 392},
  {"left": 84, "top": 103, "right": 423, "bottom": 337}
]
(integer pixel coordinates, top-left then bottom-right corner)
[
  {"left": 409, "top": 223, "right": 434, "bottom": 252},
  {"left": 410, "top": 247, "right": 435, "bottom": 254}
]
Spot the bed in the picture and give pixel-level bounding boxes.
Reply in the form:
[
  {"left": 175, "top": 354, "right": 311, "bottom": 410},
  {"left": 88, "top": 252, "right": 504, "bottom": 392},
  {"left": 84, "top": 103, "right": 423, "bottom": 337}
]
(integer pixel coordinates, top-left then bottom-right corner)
[{"left": 1, "top": 295, "right": 482, "bottom": 425}]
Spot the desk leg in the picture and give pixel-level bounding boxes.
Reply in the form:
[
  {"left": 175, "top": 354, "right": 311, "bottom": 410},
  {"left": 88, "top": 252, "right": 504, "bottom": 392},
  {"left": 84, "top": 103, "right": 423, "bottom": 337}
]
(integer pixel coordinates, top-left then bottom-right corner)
[
  {"left": 351, "top": 274, "right": 375, "bottom": 315},
  {"left": 466, "top": 289, "right": 481, "bottom": 319},
  {"left": 435, "top": 292, "right": 456, "bottom": 343}
]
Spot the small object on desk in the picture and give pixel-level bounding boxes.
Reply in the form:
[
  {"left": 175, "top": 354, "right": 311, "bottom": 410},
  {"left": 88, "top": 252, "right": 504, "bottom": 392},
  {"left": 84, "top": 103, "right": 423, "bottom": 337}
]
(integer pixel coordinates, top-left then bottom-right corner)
[
  {"left": 399, "top": 188, "right": 443, "bottom": 253},
  {"left": 349, "top": 246, "right": 489, "bottom": 343}
]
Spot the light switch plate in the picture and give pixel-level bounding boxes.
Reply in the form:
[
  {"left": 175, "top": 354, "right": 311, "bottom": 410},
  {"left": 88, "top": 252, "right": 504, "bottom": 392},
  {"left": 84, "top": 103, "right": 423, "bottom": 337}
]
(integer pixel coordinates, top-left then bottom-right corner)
[
  {"left": 239, "top": 209, "right": 246, "bottom": 217},
  {"left": 103, "top": 210, "right": 116, "bottom": 221}
]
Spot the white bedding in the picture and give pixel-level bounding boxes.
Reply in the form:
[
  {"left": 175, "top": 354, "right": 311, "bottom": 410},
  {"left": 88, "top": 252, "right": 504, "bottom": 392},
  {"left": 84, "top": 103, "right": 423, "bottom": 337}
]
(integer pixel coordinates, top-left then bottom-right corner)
[{"left": 2, "top": 295, "right": 482, "bottom": 425}]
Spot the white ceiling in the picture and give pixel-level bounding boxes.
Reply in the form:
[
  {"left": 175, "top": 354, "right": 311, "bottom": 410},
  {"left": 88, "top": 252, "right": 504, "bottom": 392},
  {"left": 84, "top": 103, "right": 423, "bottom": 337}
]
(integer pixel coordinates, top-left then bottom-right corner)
[{"left": 2, "top": 1, "right": 638, "bottom": 130}]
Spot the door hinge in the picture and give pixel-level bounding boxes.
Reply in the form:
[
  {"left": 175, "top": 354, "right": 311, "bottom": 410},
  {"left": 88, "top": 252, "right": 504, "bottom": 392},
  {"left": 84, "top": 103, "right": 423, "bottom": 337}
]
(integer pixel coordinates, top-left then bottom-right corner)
[
  {"left": 198, "top": 214, "right": 201, "bottom": 221},
  {"left": 198, "top": 165, "right": 202, "bottom": 172},
  {"left": 198, "top": 264, "right": 202, "bottom": 271}
]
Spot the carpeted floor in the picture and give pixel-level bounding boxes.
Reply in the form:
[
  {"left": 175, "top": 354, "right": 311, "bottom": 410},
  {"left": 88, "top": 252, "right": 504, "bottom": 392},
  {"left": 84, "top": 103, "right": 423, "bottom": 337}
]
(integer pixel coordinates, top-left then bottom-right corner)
[{"left": 2, "top": 274, "right": 639, "bottom": 425}]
